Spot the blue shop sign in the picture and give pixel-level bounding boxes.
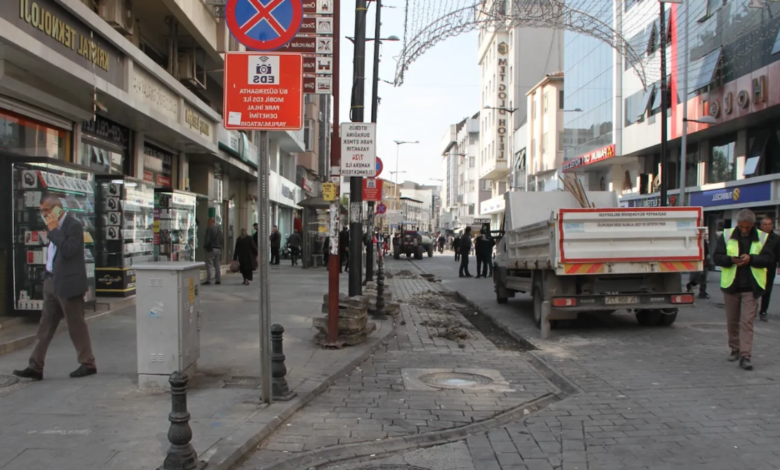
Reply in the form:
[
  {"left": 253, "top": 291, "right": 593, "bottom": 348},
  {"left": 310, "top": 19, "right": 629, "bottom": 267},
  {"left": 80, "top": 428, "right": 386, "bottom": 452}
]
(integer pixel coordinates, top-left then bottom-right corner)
[{"left": 688, "top": 182, "right": 772, "bottom": 208}]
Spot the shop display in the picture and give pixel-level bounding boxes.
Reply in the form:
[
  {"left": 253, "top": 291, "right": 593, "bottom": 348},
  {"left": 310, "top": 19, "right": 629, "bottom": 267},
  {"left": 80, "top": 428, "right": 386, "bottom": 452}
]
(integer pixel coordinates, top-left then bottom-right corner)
[
  {"left": 9, "top": 161, "right": 97, "bottom": 313},
  {"left": 154, "top": 190, "right": 198, "bottom": 262},
  {"left": 95, "top": 176, "right": 155, "bottom": 297}
]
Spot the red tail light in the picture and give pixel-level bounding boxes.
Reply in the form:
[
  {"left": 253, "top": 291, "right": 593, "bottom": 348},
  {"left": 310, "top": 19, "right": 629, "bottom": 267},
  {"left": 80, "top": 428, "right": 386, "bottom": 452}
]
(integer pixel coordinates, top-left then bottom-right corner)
[
  {"left": 671, "top": 294, "right": 694, "bottom": 304},
  {"left": 553, "top": 298, "right": 577, "bottom": 307}
]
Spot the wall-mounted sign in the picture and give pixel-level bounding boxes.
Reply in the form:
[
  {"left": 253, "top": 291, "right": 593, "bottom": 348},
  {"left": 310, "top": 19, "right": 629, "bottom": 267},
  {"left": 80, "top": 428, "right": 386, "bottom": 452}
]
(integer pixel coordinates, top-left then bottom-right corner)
[
  {"left": 81, "top": 115, "right": 129, "bottom": 148},
  {"left": 496, "top": 55, "right": 509, "bottom": 162},
  {"left": 184, "top": 105, "right": 212, "bottom": 138},
  {"left": 12, "top": 0, "right": 125, "bottom": 87},
  {"left": 689, "top": 182, "right": 772, "bottom": 208},
  {"left": 131, "top": 66, "right": 180, "bottom": 122},
  {"left": 322, "top": 182, "right": 338, "bottom": 201},
  {"left": 562, "top": 144, "right": 616, "bottom": 172}
]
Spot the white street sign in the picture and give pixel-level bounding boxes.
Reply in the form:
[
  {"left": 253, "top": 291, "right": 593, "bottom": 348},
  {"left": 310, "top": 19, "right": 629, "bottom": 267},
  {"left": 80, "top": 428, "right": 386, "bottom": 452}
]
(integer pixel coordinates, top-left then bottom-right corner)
[
  {"left": 386, "top": 210, "right": 403, "bottom": 224},
  {"left": 340, "top": 122, "right": 376, "bottom": 177}
]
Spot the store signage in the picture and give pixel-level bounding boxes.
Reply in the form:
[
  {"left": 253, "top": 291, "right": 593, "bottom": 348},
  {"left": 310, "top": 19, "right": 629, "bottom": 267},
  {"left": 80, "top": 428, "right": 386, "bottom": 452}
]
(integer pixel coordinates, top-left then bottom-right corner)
[
  {"left": 496, "top": 55, "right": 509, "bottom": 162},
  {"left": 11, "top": 0, "right": 124, "bottom": 86},
  {"left": 689, "top": 182, "right": 772, "bottom": 208},
  {"left": 322, "top": 182, "right": 338, "bottom": 201},
  {"left": 223, "top": 52, "right": 304, "bottom": 131},
  {"left": 131, "top": 67, "right": 180, "bottom": 122},
  {"left": 363, "top": 178, "right": 383, "bottom": 202},
  {"left": 562, "top": 144, "right": 616, "bottom": 172},
  {"left": 225, "top": 0, "right": 303, "bottom": 51},
  {"left": 81, "top": 115, "right": 129, "bottom": 147},
  {"left": 624, "top": 194, "right": 674, "bottom": 208},
  {"left": 184, "top": 105, "right": 212, "bottom": 138},
  {"left": 301, "top": 177, "right": 313, "bottom": 194},
  {"left": 707, "top": 74, "right": 767, "bottom": 119},
  {"left": 340, "top": 123, "right": 377, "bottom": 176}
]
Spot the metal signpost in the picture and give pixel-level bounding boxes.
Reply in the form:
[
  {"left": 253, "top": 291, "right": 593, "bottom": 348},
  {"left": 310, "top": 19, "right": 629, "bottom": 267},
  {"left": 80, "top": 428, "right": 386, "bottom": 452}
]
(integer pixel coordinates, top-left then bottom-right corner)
[{"left": 225, "top": 0, "right": 304, "bottom": 404}]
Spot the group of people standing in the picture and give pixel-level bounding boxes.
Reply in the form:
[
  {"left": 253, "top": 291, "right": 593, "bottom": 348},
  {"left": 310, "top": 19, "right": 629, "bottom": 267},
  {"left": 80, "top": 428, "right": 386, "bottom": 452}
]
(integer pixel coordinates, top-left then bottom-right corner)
[{"left": 451, "top": 224, "right": 495, "bottom": 279}]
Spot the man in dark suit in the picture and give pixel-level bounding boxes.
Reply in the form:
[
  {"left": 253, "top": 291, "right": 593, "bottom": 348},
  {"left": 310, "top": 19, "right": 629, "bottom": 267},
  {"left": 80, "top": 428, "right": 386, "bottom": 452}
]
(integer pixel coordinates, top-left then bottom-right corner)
[
  {"left": 269, "top": 225, "right": 281, "bottom": 265},
  {"left": 14, "top": 194, "right": 96, "bottom": 381},
  {"left": 459, "top": 227, "right": 473, "bottom": 278},
  {"left": 252, "top": 223, "right": 258, "bottom": 246},
  {"left": 759, "top": 216, "right": 780, "bottom": 322}
]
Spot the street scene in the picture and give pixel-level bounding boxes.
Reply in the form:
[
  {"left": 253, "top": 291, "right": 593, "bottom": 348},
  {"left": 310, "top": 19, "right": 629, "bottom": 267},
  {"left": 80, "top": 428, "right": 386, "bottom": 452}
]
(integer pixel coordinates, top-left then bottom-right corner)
[{"left": 2, "top": 0, "right": 780, "bottom": 469}]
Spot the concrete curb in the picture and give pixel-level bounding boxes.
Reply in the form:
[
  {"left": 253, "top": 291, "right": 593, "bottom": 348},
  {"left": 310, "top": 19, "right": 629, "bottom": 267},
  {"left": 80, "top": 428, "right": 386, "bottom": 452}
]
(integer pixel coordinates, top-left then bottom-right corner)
[
  {"left": 0, "top": 304, "right": 134, "bottom": 356},
  {"left": 207, "top": 318, "right": 398, "bottom": 470}
]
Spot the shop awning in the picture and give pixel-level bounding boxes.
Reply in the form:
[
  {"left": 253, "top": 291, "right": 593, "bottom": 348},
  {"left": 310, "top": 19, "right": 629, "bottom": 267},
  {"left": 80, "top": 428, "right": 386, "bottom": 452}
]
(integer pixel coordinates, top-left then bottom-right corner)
[
  {"left": 298, "top": 196, "right": 346, "bottom": 211},
  {"left": 688, "top": 48, "right": 722, "bottom": 95}
]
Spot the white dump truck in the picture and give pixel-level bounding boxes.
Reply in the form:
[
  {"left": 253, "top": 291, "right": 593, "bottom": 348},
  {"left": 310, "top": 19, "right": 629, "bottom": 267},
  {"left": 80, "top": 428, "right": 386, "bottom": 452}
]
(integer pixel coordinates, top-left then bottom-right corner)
[{"left": 493, "top": 191, "right": 705, "bottom": 334}]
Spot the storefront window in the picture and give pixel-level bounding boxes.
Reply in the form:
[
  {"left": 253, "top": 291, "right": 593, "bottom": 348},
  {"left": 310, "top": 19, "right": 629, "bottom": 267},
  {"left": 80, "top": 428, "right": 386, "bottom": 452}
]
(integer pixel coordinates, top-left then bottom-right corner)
[
  {"left": 708, "top": 140, "right": 736, "bottom": 183},
  {"left": 79, "top": 116, "right": 130, "bottom": 175},
  {"left": 0, "top": 109, "right": 71, "bottom": 159},
  {"left": 143, "top": 143, "right": 174, "bottom": 187}
]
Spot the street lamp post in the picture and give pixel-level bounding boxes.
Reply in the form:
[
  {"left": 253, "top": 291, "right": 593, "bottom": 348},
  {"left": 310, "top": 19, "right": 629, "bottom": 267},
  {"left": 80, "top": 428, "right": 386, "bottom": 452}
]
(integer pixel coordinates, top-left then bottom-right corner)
[{"left": 394, "top": 140, "right": 419, "bottom": 211}]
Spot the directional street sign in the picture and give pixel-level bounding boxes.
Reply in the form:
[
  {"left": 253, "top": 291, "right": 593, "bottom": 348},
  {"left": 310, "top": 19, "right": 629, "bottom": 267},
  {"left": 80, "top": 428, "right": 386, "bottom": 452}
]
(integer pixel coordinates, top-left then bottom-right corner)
[
  {"left": 303, "top": 76, "right": 333, "bottom": 94},
  {"left": 303, "top": 56, "right": 333, "bottom": 75},
  {"left": 300, "top": 16, "right": 333, "bottom": 35},
  {"left": 226, "top": 0, "right": 304, "bottom": 51},
  {"left": 376, "top": 203, "right": 387, "bottom": 215},
  {"left": 223, "top": 52, "right": 304, "bottom": 130},
  {"left": 303, "top": 0, "right": 334, "bottom": 14}
]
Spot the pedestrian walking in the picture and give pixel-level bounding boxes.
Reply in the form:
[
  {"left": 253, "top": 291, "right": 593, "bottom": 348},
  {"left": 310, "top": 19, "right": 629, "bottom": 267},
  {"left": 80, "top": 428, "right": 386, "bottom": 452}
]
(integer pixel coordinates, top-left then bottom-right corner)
[
  {"left": 252, "top": 222, "right": 258, "bottom": 246},
  {"left": 438, "top": 234, "right": 445, "bottom": 253},
  {"left": 686, "top": 240, "right": 710, "bottom": 299},
  {"left": 287, "top": 230, "right": 302, "bottom": 266},
  {"left": 269, "top": 226, "right": 281, "bottom": 265},
  {"left": 452, "top": 236, "right": 461, "bottom": 262},
  {"left": 13, "top": 194, "right": 97, "bottom": 381},
  {"left": 759, "top": 216, "right": 780, "bottom": 322},
  {"left": 204, "top": 217, "right": 223, "bottom": 285},
  {"left": 475, "top": 224, "right": 495, "bottom": 279},
  {"left": 459, "top": 227, "right": 473, "bottom": 278},
  {"left": 233, "top": 228, "right": 258, "bottom": 285},
  {"left": 713, "top": 209, "right": 775, "bottom": 371},
  {"left": 339, "top": 226, "right": 349, "bottom": 273}
]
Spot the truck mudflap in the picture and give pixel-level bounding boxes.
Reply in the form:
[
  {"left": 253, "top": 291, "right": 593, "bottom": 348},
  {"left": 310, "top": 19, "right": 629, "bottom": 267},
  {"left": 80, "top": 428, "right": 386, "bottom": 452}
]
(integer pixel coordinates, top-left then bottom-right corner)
[{"left": 550, "top": 293, "right": 695, "bottom": 311}]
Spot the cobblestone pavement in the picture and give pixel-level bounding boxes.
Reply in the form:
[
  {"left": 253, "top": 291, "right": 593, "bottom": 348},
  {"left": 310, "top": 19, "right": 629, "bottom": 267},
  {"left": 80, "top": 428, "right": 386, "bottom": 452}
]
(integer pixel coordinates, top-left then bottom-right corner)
[
  {"left": 235, "top": 267, "right": 556, "bottom": 469},
  {"left": 391, "top": 253, "right": 780, "bottom": 470}
]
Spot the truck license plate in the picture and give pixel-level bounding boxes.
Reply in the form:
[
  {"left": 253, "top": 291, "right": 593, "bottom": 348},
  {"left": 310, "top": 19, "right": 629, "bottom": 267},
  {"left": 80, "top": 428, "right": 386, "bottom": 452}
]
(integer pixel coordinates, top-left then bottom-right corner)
[{"left": 605, "top": 296, "right": 639, "bottom": 305}]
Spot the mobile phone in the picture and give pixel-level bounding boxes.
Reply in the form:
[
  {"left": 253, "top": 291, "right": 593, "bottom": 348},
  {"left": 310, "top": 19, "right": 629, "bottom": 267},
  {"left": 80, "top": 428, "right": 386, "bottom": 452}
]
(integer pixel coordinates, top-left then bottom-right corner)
[{"left": 51, "top": 206, "right": 64, "bottom": 219}]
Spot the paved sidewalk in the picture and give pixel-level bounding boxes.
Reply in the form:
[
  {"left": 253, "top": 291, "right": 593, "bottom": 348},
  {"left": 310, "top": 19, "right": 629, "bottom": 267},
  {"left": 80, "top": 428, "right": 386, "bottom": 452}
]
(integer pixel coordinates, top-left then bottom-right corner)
[
  {"left": 0, "top": 265, "right": 392, "bottom": 470},
  {"left": 236, "top": 268, "right": 556, "bottom": 470},
  {"left": 402, "top": 253, "right": 780, "bottom": 470}
]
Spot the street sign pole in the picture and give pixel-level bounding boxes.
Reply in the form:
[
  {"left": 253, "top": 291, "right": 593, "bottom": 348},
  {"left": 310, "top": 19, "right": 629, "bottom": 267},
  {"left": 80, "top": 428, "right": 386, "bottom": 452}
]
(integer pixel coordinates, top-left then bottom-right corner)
[
  {"left": 348, "top": 0, "right": 368, "bottom": 297},
  {"left": 364, "top": 0, "right": 382, "bottom": 285},
  {"left": 257, "top": 131, "right": 272, "bottom": 404},
  {"left": 326, "top": 0, "right": 343, "bottom": 346}
]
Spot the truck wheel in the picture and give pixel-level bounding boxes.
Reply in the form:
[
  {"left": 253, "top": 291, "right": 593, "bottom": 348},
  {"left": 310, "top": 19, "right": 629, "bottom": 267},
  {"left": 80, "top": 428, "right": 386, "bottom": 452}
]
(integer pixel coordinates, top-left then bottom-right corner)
[
  {"left": 496, "top": 287, "right": 508, "bottom": 304},
  {"left": 427, "top": 247, "right": 433, "bottom": 258},
  {"left": 636, "top": 310, "right": 662, "bottom": 326},
  {"left": 658, "top": 309, "right": 678, "bottom": 326},
  {"left": 533, "top": 286, "right": 544, "bottom": 329},
  {"left": 393, "top": 248, "right": 400, "bottom": 260}
]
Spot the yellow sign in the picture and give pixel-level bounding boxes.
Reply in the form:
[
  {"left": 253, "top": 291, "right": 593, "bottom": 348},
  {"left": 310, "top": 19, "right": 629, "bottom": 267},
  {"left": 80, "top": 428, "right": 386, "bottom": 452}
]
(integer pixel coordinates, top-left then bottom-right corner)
[
  {"left": 323, "top": 183, "right": 338, "bottom": 201},
  {"left": 189, "top": 278, "right": 194, "bottom": 304}
]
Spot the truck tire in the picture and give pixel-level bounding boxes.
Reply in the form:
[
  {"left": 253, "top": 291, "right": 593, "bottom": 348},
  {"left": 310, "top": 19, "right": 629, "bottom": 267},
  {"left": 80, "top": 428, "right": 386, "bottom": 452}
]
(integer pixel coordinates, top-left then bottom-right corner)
[
  {"left": 658, "top": 309, "right": 678, "bottom": 326},
  {"left": 415, "top": 248, "right": 423, "bottom": 260},
  {"left": 393, "top": 248, "right": 401, "bottom": 260},
  {"left": 427, "top": 247, "right": 433, "bottom": 257},
  {"left": 533, "top": 286, "right": 544, "bottom": 329},
  {"left": 636, "top": 310, "right": 662, "bottom": 326}
]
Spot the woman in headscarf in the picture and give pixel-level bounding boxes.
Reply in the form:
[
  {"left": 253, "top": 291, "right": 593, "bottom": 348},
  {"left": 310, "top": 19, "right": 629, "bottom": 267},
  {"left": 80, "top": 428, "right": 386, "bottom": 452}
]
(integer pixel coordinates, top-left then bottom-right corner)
[{"left": 233, "top": 228, "right": 258, "bottom": 285}]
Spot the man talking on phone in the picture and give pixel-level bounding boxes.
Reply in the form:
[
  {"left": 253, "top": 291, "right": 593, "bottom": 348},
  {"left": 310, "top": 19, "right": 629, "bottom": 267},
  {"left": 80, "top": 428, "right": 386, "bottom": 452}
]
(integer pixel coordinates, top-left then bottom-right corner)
[
  {"left": 13, "top": 194, "right": 97, "bottom": 381},
  {"left": 713, "top": 209, "right": 775, "bottom": 371}
]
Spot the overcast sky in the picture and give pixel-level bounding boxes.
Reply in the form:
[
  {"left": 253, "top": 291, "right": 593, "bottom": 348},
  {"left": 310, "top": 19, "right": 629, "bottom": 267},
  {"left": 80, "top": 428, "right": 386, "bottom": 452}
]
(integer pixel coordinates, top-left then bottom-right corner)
[{"left": 337, "top": 2, "right": 480, "bottom": 186}]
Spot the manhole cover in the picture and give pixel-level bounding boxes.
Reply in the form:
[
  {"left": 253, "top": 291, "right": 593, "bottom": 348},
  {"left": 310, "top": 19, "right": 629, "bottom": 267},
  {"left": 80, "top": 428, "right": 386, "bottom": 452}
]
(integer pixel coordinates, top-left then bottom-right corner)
[
  {"left": 418, "top": 372, "right": 493, "bottom": 389},
  {"left": 0, "top": 375, "right": 19, "bottom": 389},
  {"left": 222, "top": 376, "right": 259, "bottom": 389}
]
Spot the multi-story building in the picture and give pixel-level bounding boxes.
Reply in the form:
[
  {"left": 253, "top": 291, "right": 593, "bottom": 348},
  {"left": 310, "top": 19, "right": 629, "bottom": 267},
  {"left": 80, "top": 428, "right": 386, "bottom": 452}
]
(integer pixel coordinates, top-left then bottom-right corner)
[
  {"left": 477, "top": 0, "right": 563, "bottom": 227},
  {"left": 526, "top": 73, "right": 565, "bottom": 191},
  {"left": 440, "top": 113, "right": 487, "bottom": 232},
  {"left": 0, "top": 0, "right": 332, "bottom": 313},
  {"left": 563, "top": 0, "right": 780, "bottom": 251},
  {"left": 399, "top": 181, "right": 439, "bottom": 232}
]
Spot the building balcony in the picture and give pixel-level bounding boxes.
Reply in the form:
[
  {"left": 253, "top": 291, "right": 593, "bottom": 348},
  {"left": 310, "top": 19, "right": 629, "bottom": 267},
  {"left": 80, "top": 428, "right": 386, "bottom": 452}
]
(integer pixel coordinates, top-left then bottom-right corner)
[
  {"left": 480, "top": 158, "right": 510, "bottom": 180},
  {"left": 480, "top": 195, "right": 506, "bottom": 216},
  {"left": 277, "top": 129, "right": 306, "bottom": 153}
]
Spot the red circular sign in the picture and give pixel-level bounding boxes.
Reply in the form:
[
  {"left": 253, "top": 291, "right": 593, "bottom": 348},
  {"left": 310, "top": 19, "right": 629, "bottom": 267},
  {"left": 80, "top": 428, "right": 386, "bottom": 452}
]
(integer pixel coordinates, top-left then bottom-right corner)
[
  {"left": 376, "top": 157, "right": 383, "bottom": 177},
  {"left": 226, "top": 0, "right": 303, "bottom": 51}
]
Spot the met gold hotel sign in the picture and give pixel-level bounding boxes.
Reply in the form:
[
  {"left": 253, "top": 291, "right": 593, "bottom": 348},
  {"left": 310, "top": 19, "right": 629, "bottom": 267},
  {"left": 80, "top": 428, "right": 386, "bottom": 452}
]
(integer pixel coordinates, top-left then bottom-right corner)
[{"left": 19, "top": 0, "right": 111, "bottom": 72}]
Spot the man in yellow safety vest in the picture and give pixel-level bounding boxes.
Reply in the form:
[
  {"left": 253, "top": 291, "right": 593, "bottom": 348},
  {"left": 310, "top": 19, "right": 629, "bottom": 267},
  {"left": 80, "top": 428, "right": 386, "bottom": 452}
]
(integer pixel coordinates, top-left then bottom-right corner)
[{"left": 713, "top": 209, "right": 775, "bottom": 370}]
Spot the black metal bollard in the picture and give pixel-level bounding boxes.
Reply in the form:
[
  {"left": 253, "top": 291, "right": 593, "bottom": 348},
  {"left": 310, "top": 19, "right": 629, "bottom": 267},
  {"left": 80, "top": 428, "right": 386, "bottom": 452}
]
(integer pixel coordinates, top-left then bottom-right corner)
[
  {"left": 374, "top": 256, "right": 386, "bottom": 318},
  {"left": 271, "top": 324, "right": 296, "bottom": 401},
  {"left": 158, "top": 372, "right": 205, "bottom": 470}
]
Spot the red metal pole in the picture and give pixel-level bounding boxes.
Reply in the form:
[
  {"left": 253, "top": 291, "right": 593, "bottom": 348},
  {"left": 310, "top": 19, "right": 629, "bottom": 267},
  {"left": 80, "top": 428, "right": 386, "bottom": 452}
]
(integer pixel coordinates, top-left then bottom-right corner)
[{"left": 327, "top": 0, "right": 342, "bottom": 345}]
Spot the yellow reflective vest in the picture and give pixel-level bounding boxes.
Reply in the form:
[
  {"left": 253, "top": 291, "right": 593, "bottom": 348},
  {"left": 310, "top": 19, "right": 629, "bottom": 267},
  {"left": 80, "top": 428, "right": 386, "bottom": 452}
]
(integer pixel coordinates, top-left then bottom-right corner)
[{"left": 720, "top": 228, "right": 768, "bottom": 290}]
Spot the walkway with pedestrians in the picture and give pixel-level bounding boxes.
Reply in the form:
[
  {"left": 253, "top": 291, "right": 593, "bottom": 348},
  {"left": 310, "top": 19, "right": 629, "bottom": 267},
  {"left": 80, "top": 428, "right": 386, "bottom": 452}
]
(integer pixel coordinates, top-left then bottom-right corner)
[
  {"left": 363, "top": 253, "right": 780, "bottom": 470},
  {"left": 0, "top": 265, "right": 391, "bottom": 470}
]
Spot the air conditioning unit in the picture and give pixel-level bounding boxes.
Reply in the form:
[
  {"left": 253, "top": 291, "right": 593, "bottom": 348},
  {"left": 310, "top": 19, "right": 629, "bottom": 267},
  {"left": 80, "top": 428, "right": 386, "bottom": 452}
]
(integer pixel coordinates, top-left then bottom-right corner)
[
  {"left": 99, "top": 0, "right": 135, "bottom": 35},
  {"left": 178, "top": 49, "right": 207, "bottom": 91}
]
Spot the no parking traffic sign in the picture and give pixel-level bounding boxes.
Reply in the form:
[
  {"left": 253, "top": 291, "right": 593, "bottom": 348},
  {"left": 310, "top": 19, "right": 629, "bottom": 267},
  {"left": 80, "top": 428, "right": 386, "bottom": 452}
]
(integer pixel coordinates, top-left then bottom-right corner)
[{"left": 226, "top": 0, "right": 304, "bottom": 51}]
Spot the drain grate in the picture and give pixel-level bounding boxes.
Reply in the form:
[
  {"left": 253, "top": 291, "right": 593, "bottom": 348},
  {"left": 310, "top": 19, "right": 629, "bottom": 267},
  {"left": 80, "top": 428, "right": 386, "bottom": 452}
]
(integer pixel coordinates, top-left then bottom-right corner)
[
  {"left": 222, "top": 376, "right": 260, "bottom": 389},
  {"left": 0, "top": 375, "right": 19, "bottom": 389},
  {"left": 418, "top": 372, "right": 493, "bottom": 389}
]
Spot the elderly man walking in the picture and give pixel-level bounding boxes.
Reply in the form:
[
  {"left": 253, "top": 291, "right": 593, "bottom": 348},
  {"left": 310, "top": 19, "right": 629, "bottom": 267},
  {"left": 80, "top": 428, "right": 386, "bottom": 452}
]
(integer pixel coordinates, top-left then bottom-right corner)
[{"left": 713, "top": 209, "right": 775, "bottom": 370}]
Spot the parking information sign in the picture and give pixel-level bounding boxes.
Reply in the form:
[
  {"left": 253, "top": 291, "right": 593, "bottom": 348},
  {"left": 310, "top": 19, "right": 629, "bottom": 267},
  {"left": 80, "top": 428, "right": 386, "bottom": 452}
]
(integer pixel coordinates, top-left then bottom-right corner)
[
  {"left": 226, "top": 0, "right": 304, "bottom": 51},
  {"left": 340, "top": 123, "right": 376, "bottom": 177},
  {"left": 223, "top": 52, "right": 303, "bottom": 131}
]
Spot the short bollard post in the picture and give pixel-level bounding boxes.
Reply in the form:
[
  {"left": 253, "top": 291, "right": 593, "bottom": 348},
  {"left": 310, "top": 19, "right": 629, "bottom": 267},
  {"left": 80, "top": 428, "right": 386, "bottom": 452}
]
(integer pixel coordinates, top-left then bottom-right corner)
[
  {"left": 159, "top": 372, "right": 205, "bottom": 470},
  {"left": 271, "top": 324, "right": 296, "bottom": 401},
  {"left": 374, "top": 257, "right": 386, "bottom": 318}
]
